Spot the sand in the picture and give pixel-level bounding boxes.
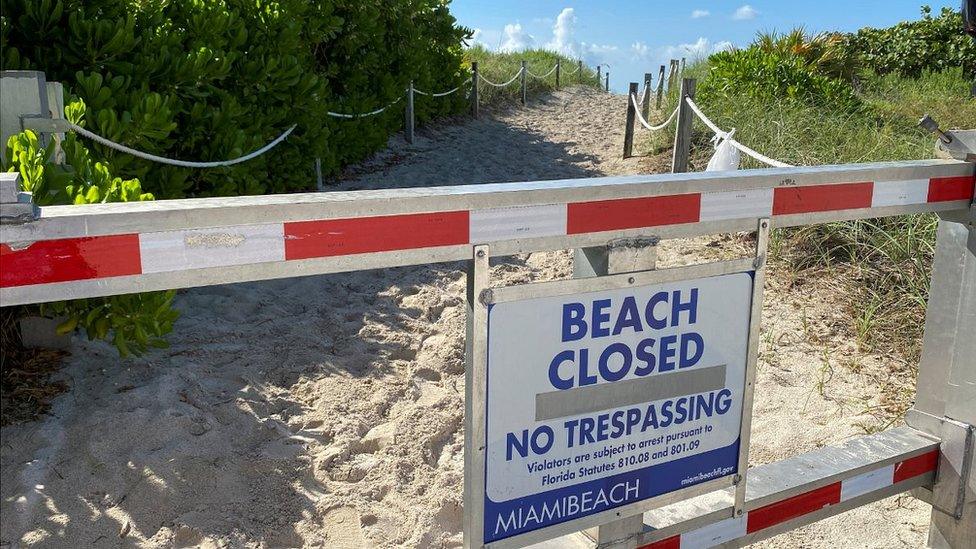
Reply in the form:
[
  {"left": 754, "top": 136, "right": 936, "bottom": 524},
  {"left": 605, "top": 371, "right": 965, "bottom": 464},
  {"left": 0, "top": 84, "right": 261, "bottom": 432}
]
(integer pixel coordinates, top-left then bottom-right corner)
[{"left": 0, "top": 87, "right": 930, "bottom": 548}]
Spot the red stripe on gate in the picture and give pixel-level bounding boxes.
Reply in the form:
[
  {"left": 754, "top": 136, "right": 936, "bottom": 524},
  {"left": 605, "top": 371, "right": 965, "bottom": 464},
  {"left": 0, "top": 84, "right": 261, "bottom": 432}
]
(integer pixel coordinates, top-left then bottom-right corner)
[
  {"left": 566, "top": 194, "right": 701, "bottom": 234},
  {"left": 894, "top": 450, "right": 939, "bottom": 483},
  {"left": 927, "top": 176, "right": 974, "bottom": 202},
  {"left": 637, "top": 535, "right": 680, "bottom": 549},
  {"left": 772, "top": 182, "right": 874, "bottom": 215},
  {"left": 0, "top": 235, "right": 142, "bottom": 287},
  {"left": 284, "top": 211, "right": 470, "bottom": 260},
  {"left": 746, "top": 482, "right": 841, "bottom": 534}
]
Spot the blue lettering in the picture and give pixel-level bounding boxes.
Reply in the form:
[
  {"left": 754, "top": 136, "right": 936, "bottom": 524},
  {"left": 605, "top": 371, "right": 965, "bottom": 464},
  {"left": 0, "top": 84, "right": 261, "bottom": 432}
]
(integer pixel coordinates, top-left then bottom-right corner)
[
  {"left": 592, "top": 299, "right": 612, "bottom": 338},
  {"left": 549, "top": 350, "right": 575, "bottom": 390},
  {"left": 679, "top": 332, "right": 704, "bottom": 368},
  {"left": 671, "top": 288, "right": 698, "bottom": 326},
  {"left": 612, "top": 296, "right": 643, "bottom": 335},
  {"left": 598, "top": 342, "right": 631, "bottom": 382},
  {"left": 562, "top": 303, "right": 587, "bottom": 342}
]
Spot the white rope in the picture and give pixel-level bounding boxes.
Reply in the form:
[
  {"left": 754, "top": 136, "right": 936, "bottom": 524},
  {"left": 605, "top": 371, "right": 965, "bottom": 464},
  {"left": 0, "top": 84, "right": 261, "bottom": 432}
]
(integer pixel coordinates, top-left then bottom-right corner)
[
  {"left": 526, "top": 64, "right": 558, "bottom": 79},
  {"left": 413, "top": 86, "right": 461, "bottom": 97},
  {"left": 327, "top": 96, "right": 402, "bottom": 119},
  {"left": 630, "top": 93, "right": 679, "bottom": 131},
  {"left": 562, "top": 64, "right": 581, "bottom": 75},
  {"left": 68, "top": 122, "right": 296, "bottom": 169},
  {"left": 684, "top": 97, "right": 793, "bottom": 168},
  {"left": 478, "top": 68, "right": 523, "bottom": 88}
]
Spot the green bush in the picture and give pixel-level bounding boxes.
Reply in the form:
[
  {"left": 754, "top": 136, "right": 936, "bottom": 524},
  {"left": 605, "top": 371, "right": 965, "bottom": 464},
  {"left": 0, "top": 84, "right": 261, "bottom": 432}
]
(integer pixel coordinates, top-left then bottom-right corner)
[
  {"left": 698, "top": 31, "right": 862, "bottom": 112},
  {"left": 844, "top": 6, "right": 976, "bottom": 77},
  {"left": 464, "top": 46, "right": 600, "bottom": 104},
  {"left": 0, "top": 0, "right": 470, "bottom": 198},
  {"left": 3, "top": 100, "right": 178, "bottom": 356}
]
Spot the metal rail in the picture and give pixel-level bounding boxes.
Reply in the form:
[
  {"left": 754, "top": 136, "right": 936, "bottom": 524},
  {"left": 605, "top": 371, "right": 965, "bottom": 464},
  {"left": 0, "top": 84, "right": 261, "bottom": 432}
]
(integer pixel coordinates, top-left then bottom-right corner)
[
  {"left": 1, "top": 160, "right": 972, "bottom": 306},
  {"left": 530, "top": 426, "right": 940, "bottom": 548}
]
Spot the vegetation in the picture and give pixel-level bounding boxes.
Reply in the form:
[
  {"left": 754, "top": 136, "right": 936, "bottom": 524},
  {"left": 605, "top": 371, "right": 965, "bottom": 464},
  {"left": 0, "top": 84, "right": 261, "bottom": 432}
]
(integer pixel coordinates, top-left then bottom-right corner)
[
  {"left": 0, "top": 2, "right": 596, "bottom": 357},
  {"left": 653, "top": 8, "right": 975, "bottom": 423},
  {"left": 845, "top": 6, "right": 976, "bottom": 77},
  {"left": 0, "top": 0, "right": 470, "bottom": 198},
  {"left": 2, "top": 100, "right": 179, "bottom": 357},
  {"left": 465, "top": 46, "right": 601, "bottom": 104}
]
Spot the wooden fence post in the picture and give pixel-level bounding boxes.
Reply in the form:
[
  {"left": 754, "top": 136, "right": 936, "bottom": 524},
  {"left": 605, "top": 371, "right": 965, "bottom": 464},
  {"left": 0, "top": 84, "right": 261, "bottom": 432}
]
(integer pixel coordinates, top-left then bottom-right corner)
[
  {"left": 605, "top": 72, "right": 609, "bottom": 92},
  {"left": 471, "top": 62, "right": 479, "bottom": 118},
  {"left": 520, "top": 60, "right": 527, "bottom": 105},
  {"left": 623, "top": 82, "right": 638, "bottom": 158},
  {"left": 642, "top": 72, "right": 652, "bottom": 121},
  {"left": 680, "top": 57, "right": 686, "bottom": 78},
  {"left": 555, "top": 59, "right": 560, "bottom": 88},
  {"left": 667, "top": 60, "right": 678, "bottom": 92},
  {"left": 596, "top": 65, "right": 601, "bottom": 87},
  {"left": 671, "top": 78, "right": 696, "bottom": 173},
  {"left": 578, "top": 60, "right": 583, "bottom": 84},
  {"left": 656, "top": 64, "right": 666, "bottom": 108},
  {"left": 405, "top": 80, "right": 415, "bottom": 144}
]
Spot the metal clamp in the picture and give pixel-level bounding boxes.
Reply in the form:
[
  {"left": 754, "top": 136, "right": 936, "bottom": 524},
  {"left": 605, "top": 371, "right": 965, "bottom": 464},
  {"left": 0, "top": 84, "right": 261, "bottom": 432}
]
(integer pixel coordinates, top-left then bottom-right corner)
[
  {"left": 0, "top": 173, "right": 37, "bottom": 225},
  {"left": 905, "top": 409, "right": 974, "bottom": 520}
]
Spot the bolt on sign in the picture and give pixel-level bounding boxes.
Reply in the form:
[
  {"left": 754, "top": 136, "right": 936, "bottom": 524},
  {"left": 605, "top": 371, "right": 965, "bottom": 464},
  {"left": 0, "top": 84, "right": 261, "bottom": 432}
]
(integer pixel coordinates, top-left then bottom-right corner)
[{"left": 465, "top": 253, "right": 763, "bottom": 547}]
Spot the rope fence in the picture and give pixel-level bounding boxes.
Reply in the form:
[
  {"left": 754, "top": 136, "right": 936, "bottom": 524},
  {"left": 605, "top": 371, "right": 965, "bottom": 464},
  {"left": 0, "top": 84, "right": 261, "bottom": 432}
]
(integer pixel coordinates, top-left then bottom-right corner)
[
  {"left": 684, "top": 97, "right": 793, "bottom": 168},
  {"left": 69, "top": 123, "right": 297, "bottom": 169},
  {"left": 477, "top": 68, "right": 524, "bottom": 88},
  {"left": 326, "top": 95, "right": 403, "bottom": 119},
  {"left": 621, "top": 74, "right": 793, "bottom": 172},
  {"left": 62, "top": 57, "right": 603, "bottom": 172}
]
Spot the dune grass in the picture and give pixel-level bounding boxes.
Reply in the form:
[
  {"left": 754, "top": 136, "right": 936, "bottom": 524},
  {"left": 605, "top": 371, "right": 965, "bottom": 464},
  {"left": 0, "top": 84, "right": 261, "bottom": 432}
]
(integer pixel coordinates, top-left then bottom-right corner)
[
  {"left": 646, "top": 65, "right": 974, "bottom": 388},
  {"left": 463, "top": 46, "right": 601, "bottom": 105}
]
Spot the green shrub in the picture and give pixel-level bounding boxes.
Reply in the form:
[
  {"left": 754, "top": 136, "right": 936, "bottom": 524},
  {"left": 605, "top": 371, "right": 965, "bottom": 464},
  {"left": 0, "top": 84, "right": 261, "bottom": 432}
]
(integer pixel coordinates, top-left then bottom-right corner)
[
  {"left": 698, "top": 31, "right": 862, "bottom": 112},
  {"left": 3, "top": 100, "right": 178, "bottom": 356},
  {"left": 464, "top": 46, "right": 600, "bottom": 104},
  {"left": 843, "top": 6, "right": 976, "bottom": 77},
  {"left": 0, "top": 0, "right": 470, "bottom": 198}
]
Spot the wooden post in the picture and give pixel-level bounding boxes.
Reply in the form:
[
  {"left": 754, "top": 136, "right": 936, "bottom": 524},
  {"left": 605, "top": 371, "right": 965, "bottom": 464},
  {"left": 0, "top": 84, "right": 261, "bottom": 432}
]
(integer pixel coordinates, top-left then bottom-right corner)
[
  {"left": 555, "top": 59, "right": 560, "bottom": 88},
  {"left": 667, "top": 60, "right": 678, "bottom": 92},
  {"left": 623, "top": 82, "right": 638, "bottom": 158},
  {"left": 405, "top": 80, "right": 415, "bottom": 144},
  {"left": 578, "top": 60, "right": 583, "bottom": 84},
  {"left": 642, "top": 72, "right": 652, "bottom": 121},
  {"left": 520, "top": 60, "right": 527, "bottom": 105},
  {"left": 605, "top": 72, "right": 609, "bottom": 92},
  {"left": 671, "top": 78, "right": 696, "bottom": 173},
  {"left": 680, "top": 57, "right": 686, "bottom": 78},
  {"left": 471, "top": 62, "right": 479, "bottom": 118},
  {"left": 656, "top": 64, "right": 666, "bottom": 109},
  {"left": 315, "top": 158, "right": 324, "bottom": 191},
  {"left": 596, "top": 65, "right": 601, "bottom": 87}
]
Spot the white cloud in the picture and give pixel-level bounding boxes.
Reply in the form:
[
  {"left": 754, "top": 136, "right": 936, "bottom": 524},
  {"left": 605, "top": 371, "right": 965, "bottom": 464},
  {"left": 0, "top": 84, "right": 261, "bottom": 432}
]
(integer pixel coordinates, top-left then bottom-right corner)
[
  {"left": 631, "top": 37, "right": 732, "bottom": 64},
  {"left": 631, "top": 41, "right": 650, "bottom": 59},
  {"left": 663, "top": 37, "right": 734, "bottom": 60},
  {"left": 733, "top": 5, "right": 758, "bottom": 20},
  {"left": 547, "top": 8, "right": 579, "bottom": 57},
  {"left": 499, "top": 22, "right": 535, "bottom": 52},
  {"left": 691, "top": 9, "right": 710, "bottom": 19}
]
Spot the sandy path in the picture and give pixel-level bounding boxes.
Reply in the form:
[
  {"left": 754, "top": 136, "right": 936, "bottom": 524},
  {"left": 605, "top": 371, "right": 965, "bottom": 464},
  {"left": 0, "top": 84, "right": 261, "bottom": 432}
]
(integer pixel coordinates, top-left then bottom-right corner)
[{"left": 0, "top": 88, "right": 929, "bottom": 548}]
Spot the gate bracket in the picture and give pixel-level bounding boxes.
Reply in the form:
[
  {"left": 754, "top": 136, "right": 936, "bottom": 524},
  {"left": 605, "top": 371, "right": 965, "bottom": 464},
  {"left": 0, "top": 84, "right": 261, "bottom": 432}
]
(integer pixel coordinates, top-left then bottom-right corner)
[{"left": 905, "top": 409, "right": 974, "bottom": 520}]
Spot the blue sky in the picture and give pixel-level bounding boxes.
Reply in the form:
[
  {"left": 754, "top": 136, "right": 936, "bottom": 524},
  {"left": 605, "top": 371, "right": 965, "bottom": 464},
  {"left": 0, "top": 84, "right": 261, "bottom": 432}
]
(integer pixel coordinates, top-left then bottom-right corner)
[{"left": 452, "top": 1, "right": 959, "bottom": 92}]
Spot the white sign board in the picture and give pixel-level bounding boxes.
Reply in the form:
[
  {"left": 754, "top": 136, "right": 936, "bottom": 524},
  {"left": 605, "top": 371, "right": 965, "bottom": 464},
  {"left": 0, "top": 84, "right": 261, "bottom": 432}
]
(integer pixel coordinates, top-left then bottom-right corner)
[{"left": 481, "top": 272, "right": 753, "bottom": 543}]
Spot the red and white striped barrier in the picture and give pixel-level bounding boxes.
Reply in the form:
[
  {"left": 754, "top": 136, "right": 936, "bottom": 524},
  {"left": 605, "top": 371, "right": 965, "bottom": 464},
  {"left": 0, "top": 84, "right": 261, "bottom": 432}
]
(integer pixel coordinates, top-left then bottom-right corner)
[
  {"left": 639, "top": 450, "right": 939, "bottom": 549},
  {"left": 2, "top": 174, "right": 970, "bottom": 291}
]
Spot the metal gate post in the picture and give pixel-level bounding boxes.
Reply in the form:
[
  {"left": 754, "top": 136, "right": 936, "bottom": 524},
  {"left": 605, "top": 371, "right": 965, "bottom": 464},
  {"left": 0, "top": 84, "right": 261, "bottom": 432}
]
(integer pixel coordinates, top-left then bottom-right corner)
[
  {"left": 907, "top": 133, "right": 976, "bottom": 549},
  {"left": 574, "top": 238, "right": 658, "bottom": 548}
]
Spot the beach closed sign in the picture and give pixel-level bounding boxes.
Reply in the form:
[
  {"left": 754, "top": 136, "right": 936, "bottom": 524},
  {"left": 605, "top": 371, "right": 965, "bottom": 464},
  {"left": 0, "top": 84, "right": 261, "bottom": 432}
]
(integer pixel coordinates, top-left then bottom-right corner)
[{"left": 481, "top": 271, "right": 753, "bottom": 543}]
